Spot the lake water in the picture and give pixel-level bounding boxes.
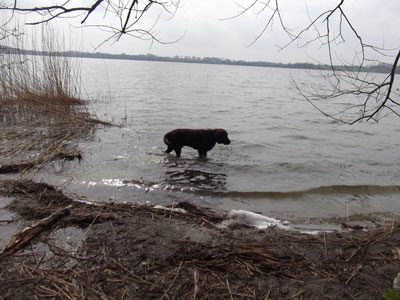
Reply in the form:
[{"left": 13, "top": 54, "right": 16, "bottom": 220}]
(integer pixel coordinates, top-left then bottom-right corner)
[{"left": 34, "top": 58, "right": 400, "bottom": 225}]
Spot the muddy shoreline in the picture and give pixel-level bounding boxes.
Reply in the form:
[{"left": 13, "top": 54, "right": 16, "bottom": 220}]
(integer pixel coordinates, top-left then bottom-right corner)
[
  {"left": 0, "top": 179, "right": 399, "bottom": 299},
  {"left": 1, "top": 99, "right": 399, "bottom": 299}
]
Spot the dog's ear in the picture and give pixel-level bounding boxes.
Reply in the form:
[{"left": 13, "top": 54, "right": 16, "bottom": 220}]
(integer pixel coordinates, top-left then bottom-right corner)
[
  {"left": 215, "top": 129, "right": 227, "bottom": 136},
  {"left": 214, "top": 129, "right": 222, "bottom": 137}
]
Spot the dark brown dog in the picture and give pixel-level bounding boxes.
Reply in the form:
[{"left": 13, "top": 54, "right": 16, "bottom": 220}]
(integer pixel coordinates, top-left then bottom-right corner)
[{"left": 164, "top": 129, "right": 231, "bottom": 157}]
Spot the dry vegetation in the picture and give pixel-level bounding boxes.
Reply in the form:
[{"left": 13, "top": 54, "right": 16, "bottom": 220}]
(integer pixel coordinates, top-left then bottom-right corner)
[
  {"left": 0, "top": 180, "right": 399, "bottom": 300},
  {"left": 0, "top": 26, "right": 109, "bottom": 175}
]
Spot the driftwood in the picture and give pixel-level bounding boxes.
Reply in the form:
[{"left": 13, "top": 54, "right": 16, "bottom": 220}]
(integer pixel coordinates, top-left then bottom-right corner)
[{"left": 1, "top": 205, "right": 72, "bottom": 257}]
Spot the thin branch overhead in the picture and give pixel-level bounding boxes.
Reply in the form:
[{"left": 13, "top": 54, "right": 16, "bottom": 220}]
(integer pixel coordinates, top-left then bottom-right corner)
[
  {"left": 0, "top": 0, "right": 181, "bottom": 45},
  {"left": 234, "top": 0, "right": 400, "bottom": 123}
]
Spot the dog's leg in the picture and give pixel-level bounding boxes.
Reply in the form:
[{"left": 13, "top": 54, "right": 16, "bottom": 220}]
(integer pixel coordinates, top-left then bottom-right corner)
[
  {"left": 198, "top": 150, "right": 207, "bottom": 158},
  {"left": 165, "top": 145, "right": 173, "bottom": 153},
  {"left": 174, "top": 147, "right": 182, "bottom": 157}
]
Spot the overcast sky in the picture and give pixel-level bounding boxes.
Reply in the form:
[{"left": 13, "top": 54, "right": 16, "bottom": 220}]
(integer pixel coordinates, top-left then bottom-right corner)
[{"left": 5, "top": 0, "right": 400, "bottom": 64}]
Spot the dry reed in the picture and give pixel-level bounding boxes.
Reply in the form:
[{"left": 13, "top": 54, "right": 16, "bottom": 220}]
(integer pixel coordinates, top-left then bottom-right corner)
[
  {"left": 0, "top": 25, "right": 109, "bottom": 174},
  {"left": 0, "top": 180, "right": 399, "bottom": 300}
]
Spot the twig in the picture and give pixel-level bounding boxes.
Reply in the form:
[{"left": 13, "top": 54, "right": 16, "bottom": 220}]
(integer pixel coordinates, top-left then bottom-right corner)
[
  {"left": 192, "top": 268, "right": 200, "bottom": 300},
  {"left": 291, "top": 289, "right": 305, "bottom": 299},
  {"left": 226, "top": 278, "right": 234, "bottom": 300},
  {"left": 160, "top": 261, "right": 183, "bottom": 299},
  {"left": 323, "top": 232, "right": 328, "bottom": 262},
  {"left": 82, "top": 205, "right": 104, "bottom": 241},
  {"left": 108, "top": 257, "right": 152, "bottom": 285},
  {"left": 264, "top": 286, "right": 272, "bottom": 300},
  {"left": 345, "top": 264, "right": 361, "bottom": 285},
  {"left": 343, "top": 288, "right": 358, "bottom": 300},
  {"left": 169, "top": 200, "right": 175, "bottom": 222}
]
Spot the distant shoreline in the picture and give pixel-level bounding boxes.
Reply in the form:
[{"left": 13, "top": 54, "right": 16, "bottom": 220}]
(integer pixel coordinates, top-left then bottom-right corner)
[{"left": 1, "top": 46, "right": 398, "bottom": 74}]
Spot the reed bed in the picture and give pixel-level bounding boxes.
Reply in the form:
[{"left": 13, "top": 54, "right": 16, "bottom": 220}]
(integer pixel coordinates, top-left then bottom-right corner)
[
  {"left": 0, "top": 26, "right": 109, "bottom": 174},
  {"left": 1, "top": 180, "right": 399, "bottom": 300},
  {"left": 0, "top": 100, "right": 107, "bottom": 174}
]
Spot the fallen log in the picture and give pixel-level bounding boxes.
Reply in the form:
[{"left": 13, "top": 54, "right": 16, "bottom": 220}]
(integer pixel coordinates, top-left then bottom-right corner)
[{"left": 1, "top": 205, "right": 72, "bottom": 257}]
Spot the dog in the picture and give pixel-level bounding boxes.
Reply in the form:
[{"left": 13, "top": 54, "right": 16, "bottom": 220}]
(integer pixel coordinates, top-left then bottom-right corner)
[{"left": 164, "top": 128, "right": 231, "bottom": 157}]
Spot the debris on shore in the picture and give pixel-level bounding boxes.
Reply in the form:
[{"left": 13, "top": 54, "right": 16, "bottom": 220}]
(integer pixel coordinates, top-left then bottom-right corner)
[{"left": 1, "top": 179, "right": 399, "bottom": 300}]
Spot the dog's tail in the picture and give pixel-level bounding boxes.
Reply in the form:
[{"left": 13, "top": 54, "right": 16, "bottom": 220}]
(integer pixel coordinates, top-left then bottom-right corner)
[
  {"left": 163, "top": 134, "right": 173, "bottom": 153},
  {"left": 163, "top": 134, "right": 172, "bottom": 146}
]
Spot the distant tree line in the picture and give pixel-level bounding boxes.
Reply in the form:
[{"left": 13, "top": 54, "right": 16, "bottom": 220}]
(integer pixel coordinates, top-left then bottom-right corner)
[{"left": 1, "top": 46, "right": 397, "bottom": 74}]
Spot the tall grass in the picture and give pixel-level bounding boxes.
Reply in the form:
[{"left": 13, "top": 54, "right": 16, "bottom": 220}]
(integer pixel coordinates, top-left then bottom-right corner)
[
  {"left": 0, "top": 25, "right": 82, "bottom": 108},
  {"left": 0, "top": 24, "right": 105, "bottom": 174}
]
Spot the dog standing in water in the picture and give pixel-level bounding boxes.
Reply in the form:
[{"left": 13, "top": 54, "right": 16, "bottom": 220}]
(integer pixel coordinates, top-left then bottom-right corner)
[{"left": 164, "top": 129, "right": 231, "bottom": 157}]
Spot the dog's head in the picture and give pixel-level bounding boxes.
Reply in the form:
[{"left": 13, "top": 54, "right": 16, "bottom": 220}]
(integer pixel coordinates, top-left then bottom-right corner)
[{"left": 214, "top": 129, "right": 231, "bottom": 145}]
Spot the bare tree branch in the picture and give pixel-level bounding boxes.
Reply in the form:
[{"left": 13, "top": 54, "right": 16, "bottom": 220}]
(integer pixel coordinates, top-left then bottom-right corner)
[
  {"left": 349, "top": 49, "right": 400, "bottom": 124},
  {"left": 81, "top": 0, "right": 104, "bottom": 24},
  {"left": 235, "top": 0, "right": 400, "bottom": 123},
  {"left": 0, "top": 1, "right": 181, "bottom": 46}
]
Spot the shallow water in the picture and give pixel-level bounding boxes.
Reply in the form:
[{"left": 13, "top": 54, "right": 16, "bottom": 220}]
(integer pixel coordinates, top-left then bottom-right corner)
[{"left": 34, "top": 59, "right": 400, "bottom": 222}]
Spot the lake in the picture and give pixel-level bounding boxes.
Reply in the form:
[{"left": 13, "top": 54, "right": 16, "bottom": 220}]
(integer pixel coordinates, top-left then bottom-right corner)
[{"left": 34, "top": 58, "right": 400, "bottom": 226}]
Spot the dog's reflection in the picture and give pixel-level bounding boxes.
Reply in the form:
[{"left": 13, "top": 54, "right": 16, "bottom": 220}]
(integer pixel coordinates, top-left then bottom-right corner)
[{"left": 164, "top": 169, "right": 227, "bottom": 192}]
